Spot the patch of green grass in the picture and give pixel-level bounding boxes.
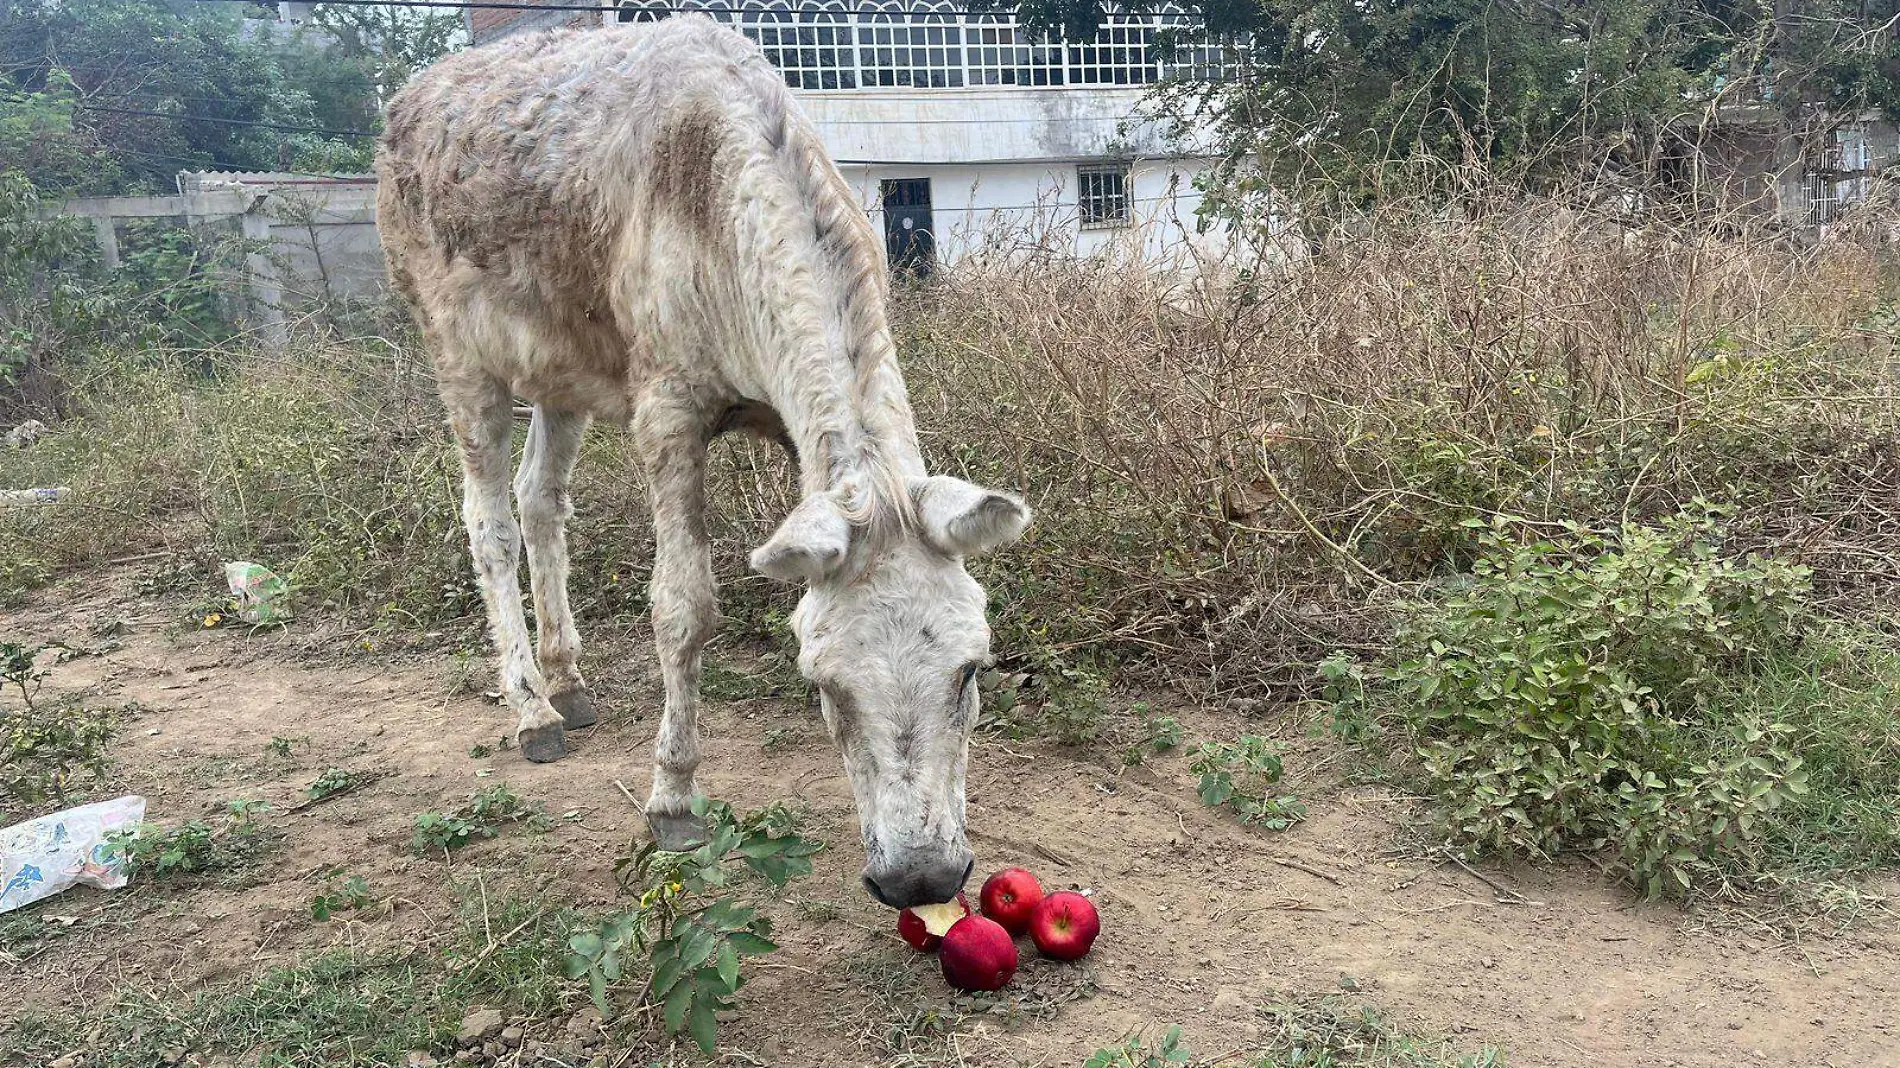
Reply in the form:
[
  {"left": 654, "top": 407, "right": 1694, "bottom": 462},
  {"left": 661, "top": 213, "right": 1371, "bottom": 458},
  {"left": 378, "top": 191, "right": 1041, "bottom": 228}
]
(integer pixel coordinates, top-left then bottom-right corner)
[
  {"left": 0, "top": 885, "right": 582, "bottom": 1067},
  {"left": 700, "top": 654, "right": 803, "bottom": 702},
  {"left": 1714, "top": 624, "right": 1900, "bottom": 883},
  {"left": 1087, "top": 998, "right": 1502, "bottom": 1068},
  {"left": 1253, "top": 995, "right": 1505, "bottom": 1067}
]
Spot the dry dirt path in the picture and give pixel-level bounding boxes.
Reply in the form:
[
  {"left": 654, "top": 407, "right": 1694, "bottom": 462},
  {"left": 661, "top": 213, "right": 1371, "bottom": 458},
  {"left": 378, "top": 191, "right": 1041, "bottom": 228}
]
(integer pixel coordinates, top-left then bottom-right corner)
[{"left": 4, "top": 570, "right": 1896, "bottom": 1067}]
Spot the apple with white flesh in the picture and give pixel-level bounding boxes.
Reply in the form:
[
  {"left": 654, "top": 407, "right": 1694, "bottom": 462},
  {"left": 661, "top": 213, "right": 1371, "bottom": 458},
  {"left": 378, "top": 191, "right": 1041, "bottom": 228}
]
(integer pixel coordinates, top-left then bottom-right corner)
[{"left": 896, "top": 893, "right": 972, "bottom": 951}]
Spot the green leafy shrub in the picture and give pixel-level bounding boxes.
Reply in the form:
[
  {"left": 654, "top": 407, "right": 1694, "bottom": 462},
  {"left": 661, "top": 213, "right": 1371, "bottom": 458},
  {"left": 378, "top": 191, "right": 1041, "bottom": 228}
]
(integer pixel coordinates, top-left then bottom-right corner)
[
  {"left": 1379, "top": 507, "right": 1819, "bottom": 896},
  {"left": 1190, "top": 735, "right": 1306, "bottom": 830},
  {"left": 565, "top": 799, "right": 821, "bottom": 1053}
]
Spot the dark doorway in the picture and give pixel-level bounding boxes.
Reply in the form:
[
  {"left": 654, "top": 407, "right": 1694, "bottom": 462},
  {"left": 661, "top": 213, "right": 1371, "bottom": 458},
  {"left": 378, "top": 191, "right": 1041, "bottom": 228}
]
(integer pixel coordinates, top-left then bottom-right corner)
[{"left": 880, "top": 178, "right": 934, "bottom": 276}]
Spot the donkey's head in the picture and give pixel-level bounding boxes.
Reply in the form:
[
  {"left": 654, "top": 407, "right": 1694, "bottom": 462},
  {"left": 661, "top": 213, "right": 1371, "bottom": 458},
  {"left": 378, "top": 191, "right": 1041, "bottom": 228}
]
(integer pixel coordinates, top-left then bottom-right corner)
[{"left": 751, "top": 474, "right": 1029, "bottom": 908}]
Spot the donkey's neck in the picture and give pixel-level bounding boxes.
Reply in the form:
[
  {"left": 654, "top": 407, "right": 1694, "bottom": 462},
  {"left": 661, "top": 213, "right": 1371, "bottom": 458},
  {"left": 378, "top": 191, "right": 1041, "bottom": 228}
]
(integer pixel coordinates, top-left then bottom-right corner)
[{"left": 764, "top": 344, "right": 925, "bottom": 502}]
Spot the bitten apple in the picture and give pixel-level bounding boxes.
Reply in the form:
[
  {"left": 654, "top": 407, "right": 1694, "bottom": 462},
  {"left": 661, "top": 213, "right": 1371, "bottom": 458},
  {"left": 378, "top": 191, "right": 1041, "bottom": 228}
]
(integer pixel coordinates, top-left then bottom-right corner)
[
  {"left": 978, "top": 867, "right": 1044, "bottom": 935},
  {"left": 896, "top": 893, "right": 972, "bottom": 951},
  {"left": 1028, "top": 891, "right": 1099, "bottom": 960},
  {"left": 938, "top": 914, "right": 1019, "bottom": 991}
]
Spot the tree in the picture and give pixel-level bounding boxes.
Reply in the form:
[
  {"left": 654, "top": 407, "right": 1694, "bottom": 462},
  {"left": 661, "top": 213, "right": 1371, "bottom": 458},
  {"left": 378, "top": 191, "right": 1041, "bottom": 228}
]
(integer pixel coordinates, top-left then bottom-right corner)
[
  {"left": 307, "top": 2, "right": 462, "bottom": 106},
  {"left": 1003, "top": 1, "right": 1900, "bottom": 211},
  {"left": 0, "top": 0, "right": 402, "bottom": 193}
]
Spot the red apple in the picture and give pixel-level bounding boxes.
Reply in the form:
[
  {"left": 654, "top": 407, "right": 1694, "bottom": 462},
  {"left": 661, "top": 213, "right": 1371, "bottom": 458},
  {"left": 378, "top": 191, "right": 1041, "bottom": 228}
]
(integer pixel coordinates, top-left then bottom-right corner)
[
  {"left": 896, "top": 893, "right": 971, "bottom": 951},
  {"left": 1028, "top": 891, "right": 1099, "bottom": 961},
  {"left": 939, "top": 914, "right": 1019, "bottom": 991},
  {"left": 978, "top": 867, "right": 1045, "bottom": 935}
]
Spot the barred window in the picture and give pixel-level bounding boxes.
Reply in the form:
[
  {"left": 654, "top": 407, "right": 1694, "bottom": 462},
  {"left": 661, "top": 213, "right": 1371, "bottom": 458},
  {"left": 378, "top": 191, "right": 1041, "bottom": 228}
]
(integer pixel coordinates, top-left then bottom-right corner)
[{"left": 1078, "top": 164, "right": 1130, "bottom": 228}]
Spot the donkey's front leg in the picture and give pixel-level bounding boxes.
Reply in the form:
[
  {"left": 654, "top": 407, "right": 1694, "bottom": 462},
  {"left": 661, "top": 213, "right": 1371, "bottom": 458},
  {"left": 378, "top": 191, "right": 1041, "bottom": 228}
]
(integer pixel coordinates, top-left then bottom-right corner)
[
  {"left": 635, "top": 397, "right": 716, "bottom": 850},
  {"left": 444, "top": 375, "right": 568, "bottom": 763}
]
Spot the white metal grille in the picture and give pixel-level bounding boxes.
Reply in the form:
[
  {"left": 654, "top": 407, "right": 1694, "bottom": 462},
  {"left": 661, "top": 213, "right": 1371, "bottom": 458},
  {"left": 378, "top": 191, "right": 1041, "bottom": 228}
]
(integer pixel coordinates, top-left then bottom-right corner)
[
  {"left": 1078, "top": 164, "right": 1129, "bottom": 227},
  {"left": 1803, "top": 170, "right": 1842, "bottom": 224},
  {"left": 613, "top": 1, "right": 1236, "bottom": 89}
]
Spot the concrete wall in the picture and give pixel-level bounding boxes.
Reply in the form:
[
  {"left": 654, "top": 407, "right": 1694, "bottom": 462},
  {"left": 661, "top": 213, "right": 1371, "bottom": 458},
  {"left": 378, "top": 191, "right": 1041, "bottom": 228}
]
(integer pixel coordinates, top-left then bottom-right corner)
[{"left": 59, "top": 176, "right": 386, "bottom": 347}]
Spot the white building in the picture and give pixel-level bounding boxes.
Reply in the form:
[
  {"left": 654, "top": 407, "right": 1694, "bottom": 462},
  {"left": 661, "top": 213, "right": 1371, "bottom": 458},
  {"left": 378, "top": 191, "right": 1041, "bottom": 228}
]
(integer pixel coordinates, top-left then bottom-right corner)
[{"left": 468, "top": 0, "right": 1230, "bottom": 272}]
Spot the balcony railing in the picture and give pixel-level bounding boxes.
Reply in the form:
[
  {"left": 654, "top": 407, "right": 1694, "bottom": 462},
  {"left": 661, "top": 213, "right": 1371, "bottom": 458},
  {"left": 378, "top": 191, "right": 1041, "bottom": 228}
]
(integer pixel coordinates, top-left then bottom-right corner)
[{"left": 613, "top": 0, "right": 1238, "bottom": 90}]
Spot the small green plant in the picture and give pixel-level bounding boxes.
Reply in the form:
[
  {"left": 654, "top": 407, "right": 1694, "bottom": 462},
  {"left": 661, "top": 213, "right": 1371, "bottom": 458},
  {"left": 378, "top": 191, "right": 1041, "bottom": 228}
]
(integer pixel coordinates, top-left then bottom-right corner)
[
  {"left": 411, "top": 811, "right": 483, "bottom": 853},
  {"left": 412, "top": 784, "right": 550, "bottom": 854},
  {"left": 2, "top": 650, "right": 114, "bottom": 816},
  {"left": 1085, "top": 1024, "right": 1193, "bottom": 1068},
  {"left": 1190, "top": 736, "right": 1307, "bottom": 830},
  {"left": 565, "top": 799, "right": 823, "bottom": 1053},
  {"left": 311, "top": 874, "right": 374, "bottom": 921},
  {"left": 306, "top": 767, "right": 365, "bottom": 800},
  {"left": 1123, "top": 712, "right": 1184, "bottom": 766},
  {"left": 760, "top": 727, "right": 797, "bottom": 753},
  {"left": 468, "top": 743, "right": 492, "bottom": 759},
  {"left": 1318, "top": 652, "right": 1378, "bottom": 742},
  {"left": 107, "top": 799, "right": 272, "bottom": 879},
  {"left": 265, "top": 736, "right": 302, "bottom": 758}
]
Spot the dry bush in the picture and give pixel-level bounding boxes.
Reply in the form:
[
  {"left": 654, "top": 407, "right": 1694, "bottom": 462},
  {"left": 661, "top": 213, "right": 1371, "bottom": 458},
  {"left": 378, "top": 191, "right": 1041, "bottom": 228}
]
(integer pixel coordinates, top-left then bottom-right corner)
[
  {"left": 896, "top": 194, "right": 1900, "bottom": 698},
  {"left": 3, "top": 194, "right": 1894, "bottom": 705}
]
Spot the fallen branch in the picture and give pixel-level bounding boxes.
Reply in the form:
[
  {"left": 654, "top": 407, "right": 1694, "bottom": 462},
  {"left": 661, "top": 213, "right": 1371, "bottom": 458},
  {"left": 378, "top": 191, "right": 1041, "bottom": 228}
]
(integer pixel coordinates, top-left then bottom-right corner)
[
  {"left": 1267, "top": 855, "right": 1342, "bottom": 885},
  {"left": 1446, "top": 852, "right": 1546, "bottom": 905}
]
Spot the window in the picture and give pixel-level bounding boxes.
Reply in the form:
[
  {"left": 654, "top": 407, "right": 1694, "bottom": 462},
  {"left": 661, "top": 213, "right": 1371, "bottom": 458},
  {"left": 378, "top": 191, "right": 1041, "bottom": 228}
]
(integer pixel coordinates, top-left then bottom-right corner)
[{"left": 1078, "top": 165, "right": 1130, "bottom": 228}]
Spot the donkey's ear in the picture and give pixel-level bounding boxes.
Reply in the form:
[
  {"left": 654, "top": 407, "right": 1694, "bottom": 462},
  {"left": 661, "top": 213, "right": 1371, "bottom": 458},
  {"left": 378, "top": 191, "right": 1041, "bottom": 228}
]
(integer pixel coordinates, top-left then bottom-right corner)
[
  {"left": 751, "top": 491, "right": 852, "bottom": 584},
  {"left": 911, "top": 476, "right": 1031, "bottom": 557}
]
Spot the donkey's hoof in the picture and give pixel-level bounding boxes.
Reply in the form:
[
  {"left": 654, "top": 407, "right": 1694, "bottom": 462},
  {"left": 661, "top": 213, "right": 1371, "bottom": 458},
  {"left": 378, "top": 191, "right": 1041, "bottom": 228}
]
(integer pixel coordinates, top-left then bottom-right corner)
[
  {"left": 646, "top": 808, "right": 709, "bottom": 852},
  {"left": 519, "top": 723, "right": 567, "bottom": 763},
  {"left": 551, "top": 688, "right": 598, "bottom": 730}
]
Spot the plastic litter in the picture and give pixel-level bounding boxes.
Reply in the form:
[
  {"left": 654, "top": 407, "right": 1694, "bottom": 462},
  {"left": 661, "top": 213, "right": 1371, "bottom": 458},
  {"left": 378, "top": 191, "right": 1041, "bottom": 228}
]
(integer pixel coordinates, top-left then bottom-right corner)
[
  {"left": 0, "top": 487, "right": 67, "bottom": 505},
  {"left": 224, "top": 561, "right": 293, "bottom": 625},
  {"left": 0, "top": 795, "right": 146, "bottom": 914},
  {"left": 3, "top": 419, "right": 46, "bottom": 448}
]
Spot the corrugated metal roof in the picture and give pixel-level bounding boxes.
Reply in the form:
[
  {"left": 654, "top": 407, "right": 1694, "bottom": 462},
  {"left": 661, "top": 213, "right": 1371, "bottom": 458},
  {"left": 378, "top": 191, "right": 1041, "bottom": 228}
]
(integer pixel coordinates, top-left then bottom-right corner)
[{"left": 176, "top": 170, "right": 375, "bottom": 196}]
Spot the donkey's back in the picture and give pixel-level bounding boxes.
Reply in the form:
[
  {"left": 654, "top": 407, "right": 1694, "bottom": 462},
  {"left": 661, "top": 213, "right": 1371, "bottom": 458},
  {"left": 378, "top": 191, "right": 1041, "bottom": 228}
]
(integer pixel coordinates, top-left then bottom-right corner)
[{"left": 376, "top": 17, "right": 861, "bottom": 420}]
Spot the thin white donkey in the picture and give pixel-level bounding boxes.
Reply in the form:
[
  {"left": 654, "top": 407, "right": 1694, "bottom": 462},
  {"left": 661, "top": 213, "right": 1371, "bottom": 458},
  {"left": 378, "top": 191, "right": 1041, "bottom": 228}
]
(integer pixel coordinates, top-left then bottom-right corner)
[{"left": 376, "top": 17, "right": 1029, "bottom": 907}]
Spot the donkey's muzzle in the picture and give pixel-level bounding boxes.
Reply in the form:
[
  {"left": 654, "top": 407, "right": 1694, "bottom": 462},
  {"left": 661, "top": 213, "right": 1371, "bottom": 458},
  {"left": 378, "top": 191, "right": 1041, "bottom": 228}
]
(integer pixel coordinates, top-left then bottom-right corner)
[{"left": 861, "top": 847, "right": 975, "bottom": 910}]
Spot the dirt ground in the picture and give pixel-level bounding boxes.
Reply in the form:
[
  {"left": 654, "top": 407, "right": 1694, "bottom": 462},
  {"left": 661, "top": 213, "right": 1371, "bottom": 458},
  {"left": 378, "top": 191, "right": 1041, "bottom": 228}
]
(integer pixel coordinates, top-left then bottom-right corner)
[{"left": 4, "top": 565, "right": 1898, "bottom": 1068}]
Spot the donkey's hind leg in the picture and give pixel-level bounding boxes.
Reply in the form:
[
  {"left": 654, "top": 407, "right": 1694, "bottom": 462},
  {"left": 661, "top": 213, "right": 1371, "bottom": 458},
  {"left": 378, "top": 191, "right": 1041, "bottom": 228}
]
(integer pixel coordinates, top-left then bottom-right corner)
[
  {"left": 443, "top": 374, "right": 568, "bottom": 763},
  {"left": 634, "top": 392, "right": 717, "bottom": 850},
  {"left": 516, "top": 405, "right": 596, "bottom": 730}
]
